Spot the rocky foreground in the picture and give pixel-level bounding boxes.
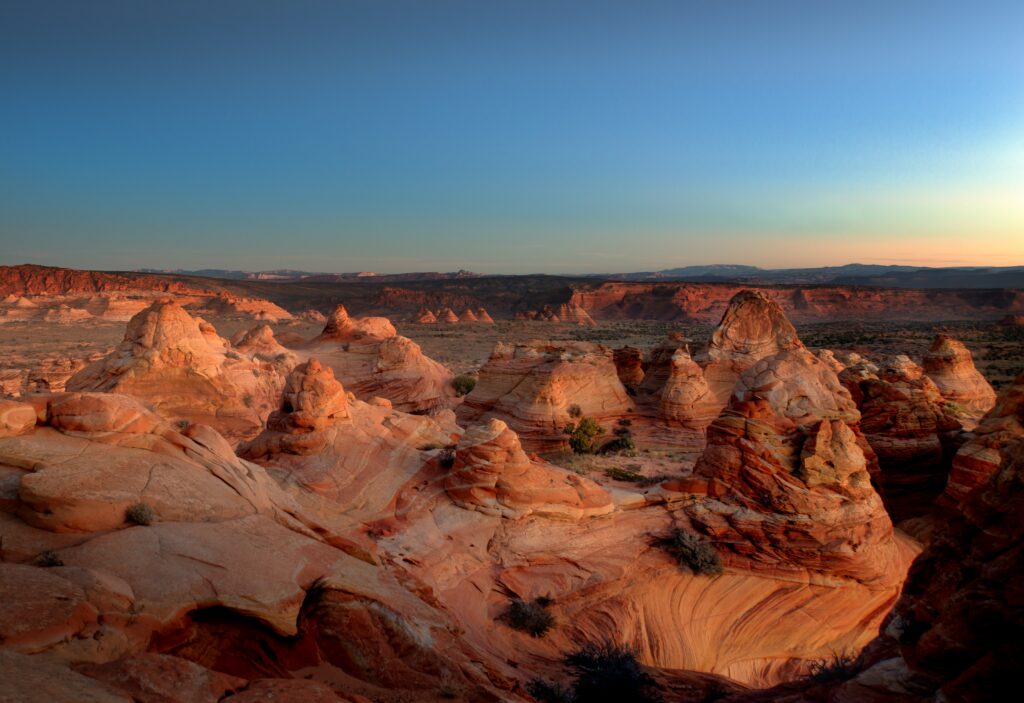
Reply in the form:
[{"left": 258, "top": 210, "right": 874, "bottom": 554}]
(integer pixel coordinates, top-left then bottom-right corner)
[{"left": 0, "top": 286, "right": 1019, "bottom": 702}]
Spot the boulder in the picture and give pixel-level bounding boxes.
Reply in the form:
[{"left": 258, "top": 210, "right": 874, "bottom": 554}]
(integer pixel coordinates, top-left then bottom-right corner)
[{"left": 921, "top": 334, "right": 996, "bottom": 429}]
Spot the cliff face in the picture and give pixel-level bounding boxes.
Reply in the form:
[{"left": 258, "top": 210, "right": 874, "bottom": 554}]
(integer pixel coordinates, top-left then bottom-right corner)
[
  {"left": 569, "top": 282, "right": 1024, "bottom": 322},
  {"left": 0, "top": 264, "right": 217, "bottom": 297}
]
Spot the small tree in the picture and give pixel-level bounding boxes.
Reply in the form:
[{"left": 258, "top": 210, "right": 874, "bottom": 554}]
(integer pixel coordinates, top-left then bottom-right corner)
[{"left": 563, "top": 416, "right": 604, "bottom": 454}]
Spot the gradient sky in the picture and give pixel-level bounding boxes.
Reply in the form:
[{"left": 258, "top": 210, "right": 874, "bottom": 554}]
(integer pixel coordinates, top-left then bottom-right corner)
[{"left": 2, "top": 1, "right": 1023, "bottom": 274}]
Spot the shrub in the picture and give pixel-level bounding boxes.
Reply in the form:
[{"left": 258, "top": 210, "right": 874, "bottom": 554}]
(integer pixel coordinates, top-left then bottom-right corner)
[
  {"left": 125, "top": 502, "right": 156, "bottom": 526},
  {"left": 503, "top": 597, "right": 555, "bottom": 638},
  {"left": 438, "top": 445, "right": 456, "bottom": 468},
  {"left": 35, "top": 550, "right": 63, "bottom": 567},
  {"left": 600, "top": 424, "right": 635, "bottom": 453},
  {"left": 563, "top": 416, "right": 604, "bottom": 454},
  {"left": 604, "top": 467, "right": 645, "bottom": 482},
  {"left": 452, "top": 374, "right": 477, "bottom": 397},
  {"left": 567, "top": 404, "right": 582, "bottom": 418},
  {"left": 661, "top": 528, "right": 723, "bottom": 575},
  {"left": 808, "top": 652, "right": 858, "bottom": 683},
  {"left": 527, "top": 678, "right": 574, "bottom": 703},
  {"left": 565, "top": 641, "right": 660, "bottom": 703}
]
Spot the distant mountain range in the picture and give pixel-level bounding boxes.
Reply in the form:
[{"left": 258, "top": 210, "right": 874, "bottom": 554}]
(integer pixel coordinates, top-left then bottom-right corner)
[{"left": 136, "top": 263, "right": 1024, "bottom": 289}]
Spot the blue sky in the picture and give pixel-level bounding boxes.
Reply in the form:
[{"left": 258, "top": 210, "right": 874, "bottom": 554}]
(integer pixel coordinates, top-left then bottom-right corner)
[{"left": 1, "top": 1, "right": 1022, "bottom": 273}]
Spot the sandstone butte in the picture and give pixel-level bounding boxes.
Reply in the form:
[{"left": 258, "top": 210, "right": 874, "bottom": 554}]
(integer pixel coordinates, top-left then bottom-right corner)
[
  {"left": 304, "top": 304, "right": 456, "bottom": 414},
  {"left": 2, "top": 281, "right": 1019, "bottom": 701},
  {"left": 64, "top": 299, "right": 292, "bottom": 443}
]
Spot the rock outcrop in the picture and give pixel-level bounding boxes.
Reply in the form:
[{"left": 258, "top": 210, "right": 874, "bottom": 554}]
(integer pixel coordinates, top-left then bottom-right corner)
[
  {"left": 659, "top": 349, "right": 718, "bottom": 430},
  {"left": 702, "top": 290, "right": 804, "bottom": 407},
  {"left": 411, "top": 308, "right": 437, "bottom": 324},
  {"left": 842, "top": 354, "right": 963, "bottom": 519},
  {"left": 315, "top": 304, "right": 396, "bottom": 342},
  {"left": 613, "top": 346, "right": 645, "bottom": 389},
  {"left": 457, "top": 340, "right": 632, "bottom": 450},
  {"left": 306, "top": 307, "right": 455, "bottom": 413},
  {"left": 445, "top": 419, "right": 613, "bottom": 519},
  {"left": 240, "top": 359, "right": 452, "bottom": 523},
  {"left": 556, "top": 303, "right": 597, "bottom": 326},
  {"left": 438, "top": 307, "right": 460, "bottom": 324},
  {"left": 937, "top": 372, "right": 1024, "bottom": 512},
  {"left": 458, "top": 308, "right": 479, "bottom": 323},
  {"left": 475, "top": 307, "right": 495, "bottom": 324},
  {"left": 922, "top": 334, "right": 996, "bottom": 429},
  {"left": 65, "top": 300, "right": 291, "bottom": 441},
  {"left": 679, "top": 347, "right": 901, "bottom": 585}
]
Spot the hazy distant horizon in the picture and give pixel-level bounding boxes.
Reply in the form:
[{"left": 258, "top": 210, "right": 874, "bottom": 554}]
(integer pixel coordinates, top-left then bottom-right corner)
[{"left": 2, "top": 1, "right": 1022, "bottom": 272}]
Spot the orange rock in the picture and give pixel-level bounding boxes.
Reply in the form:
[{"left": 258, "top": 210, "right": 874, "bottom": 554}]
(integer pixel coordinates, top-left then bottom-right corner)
[
  {"left": 475, "top": 307, "right": 495, "bottom": 324},
  {"left": 685, "top": 348, "right": 900, "bottom": 585},
  {"left": 65, "top": 300, "right": 290, "bottom": 442},
  {"left": 457, "top": 340, "right": 632, "bottom": 450},
  {"left": 613, "top": 346, "right": 645, "bottom": 389},
  {"left": 307, "top": 313, "right": 455, "bottom": 414},
  {"left": 316, "top": 304, "right": 396, "bottom": 342},
  {"left": 411, "top": 307, "right": 437, "bottom": 324},
  {"left": 446, "top": 419, "right": 613, "bottom": 519},
  {"left": 937, "top": 371, "right": 1024, "bottom": 511},
  {"left": 0, "top": 399, "right": 36, "bottom": 438},
  {"left": 702, "top": 290, "right": 804, "bottom": 407},
  {"left": 438, "top": 307, "right": 460, "bottom": 324},
  {"left": 659, "top": 349, "right": 717, "bottom": 430},
  {"left": 73, "top": 654, "right": 245, "bottom": 702},
  {"left": 921, "top": 334, "right": 996, "bottom": 429},
  {"left": 458, "top": 308, "right": 479, "bottom": 323},
  {"left": 842, "top": 354, "right": 963, "bottom": 519}
]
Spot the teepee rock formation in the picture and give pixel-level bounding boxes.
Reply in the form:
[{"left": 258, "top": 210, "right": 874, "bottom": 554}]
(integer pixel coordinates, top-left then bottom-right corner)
[
  {"left": 458, "top": 308, "right": 478, "bottom": 323},
  {"left": 659, "top": 348, "right": 717, "bottom": 430},
  {"left": 475, "top": 307, "right": 495, "bottom": 323},
  {"left": 681, "top": 347, "right": 902, "bottom": 586},
  {"left": 438, "top": 307, "right": 460, "bottom": 324},
  {"left": 922, "top": 334, "right": 996, "bottom": 429},
  {"left": 412, "top": 307, "right": 437, "bottom": 324},
  {"left": 702, "top": 290, "right": 805, "bottom": 407}
]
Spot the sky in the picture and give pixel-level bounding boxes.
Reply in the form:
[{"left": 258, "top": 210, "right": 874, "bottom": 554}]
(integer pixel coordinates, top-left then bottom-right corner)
[{"left": 1, "top": 0, "right": 1023, "bottom": 274}]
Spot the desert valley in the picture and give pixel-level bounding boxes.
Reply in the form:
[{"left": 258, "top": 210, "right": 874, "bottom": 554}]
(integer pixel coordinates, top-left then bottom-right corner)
[{"left": 0, "top": 262, "right": 1021, "bottom": 702}]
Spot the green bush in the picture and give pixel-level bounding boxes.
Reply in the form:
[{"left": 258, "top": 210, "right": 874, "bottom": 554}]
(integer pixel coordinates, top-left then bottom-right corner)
[
  {"left": 527, "top": 678, "right": 573, "bottom": 703},
  {"left": 452, "top": 374, "right": 477, "bottom": 397},
  {"left": 661, "top": 528, "right": 723, "bottom": 575},
  {"left": 503, "top": 597, "right": 556, "bottom": 638},
  {"left": 563, "top": 416, "right": 604, "bottom": 454},
  {"left": 125, "top": 502, "right": 156, "bottom": 526}
]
